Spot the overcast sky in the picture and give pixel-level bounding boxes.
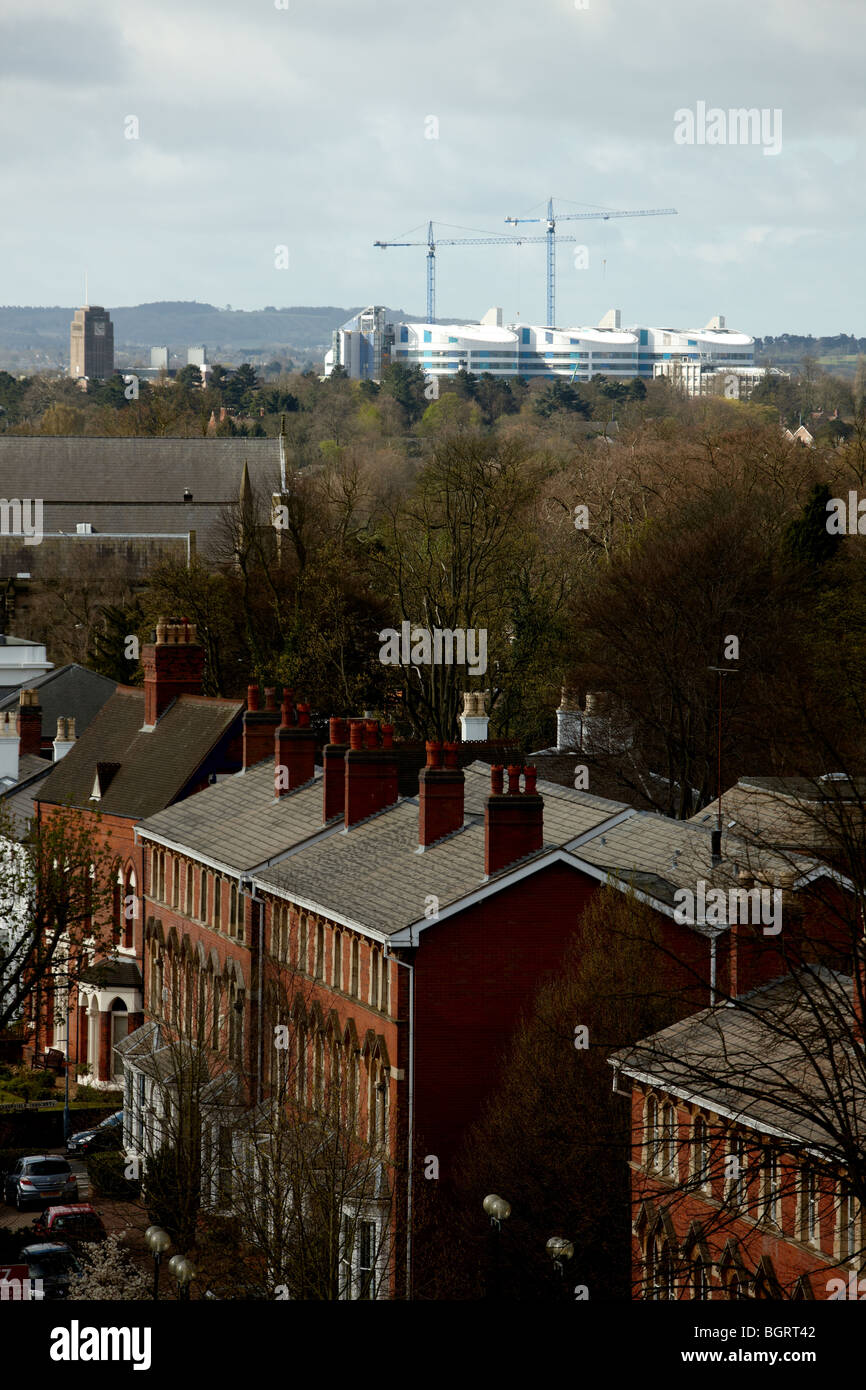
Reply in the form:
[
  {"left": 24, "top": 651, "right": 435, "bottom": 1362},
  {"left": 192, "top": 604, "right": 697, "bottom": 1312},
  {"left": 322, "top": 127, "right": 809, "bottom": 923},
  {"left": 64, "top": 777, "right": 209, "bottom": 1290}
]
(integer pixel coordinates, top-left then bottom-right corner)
[{"left": 2, "top": 0, "right": 863, "bottom": 334}]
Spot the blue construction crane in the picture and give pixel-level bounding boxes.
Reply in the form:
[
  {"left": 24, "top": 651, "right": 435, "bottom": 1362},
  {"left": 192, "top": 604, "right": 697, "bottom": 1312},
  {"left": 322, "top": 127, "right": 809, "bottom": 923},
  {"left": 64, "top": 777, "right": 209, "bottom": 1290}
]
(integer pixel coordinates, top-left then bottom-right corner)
[
  {"left": 504, "top": 198, "right": 678, "bottom": 328},
  {"left": 373, "top": 219, "right": 592, "bottom": 324}
]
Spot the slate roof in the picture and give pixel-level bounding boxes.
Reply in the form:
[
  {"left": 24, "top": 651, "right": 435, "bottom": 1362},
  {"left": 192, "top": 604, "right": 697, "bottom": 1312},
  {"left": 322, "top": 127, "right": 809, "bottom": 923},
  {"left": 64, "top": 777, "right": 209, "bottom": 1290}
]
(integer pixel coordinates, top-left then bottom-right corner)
[
  {"left": 0, "top": 437, "right": 284, "bottom": 555},
  {"left": 0, "top": 752, "right": 52, "bottom": 836},
  {"left": 610, "top": 971, "right": 865, "bottom": 1152},
  {"left": 34, "top": 687, "right": 244, "bottom": 820},
  {"left": 138, "top": 759, "right": 327, "bottom": 873},
  {"left": 0, "top": 664, "right": 117, "bottom": 738},
  {"left": 691, "top": 776, "right": 866, "bottom": 853},
  {"left": 255, "top": 764, "right": 629, "bottom": 936},
  {"left": 79, "top": 958, "right": 142, "bottom": 990},
  {"left": 575, "top": 809, "right": 811, "bottom": 912}
]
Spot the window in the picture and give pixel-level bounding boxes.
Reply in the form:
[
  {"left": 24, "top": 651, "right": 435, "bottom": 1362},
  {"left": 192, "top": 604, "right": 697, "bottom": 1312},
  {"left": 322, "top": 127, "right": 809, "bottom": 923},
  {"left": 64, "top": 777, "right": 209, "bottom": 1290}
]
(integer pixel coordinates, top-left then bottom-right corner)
[
  {"left": 184, "top": 962, "right": 193, "bottom": 1036},
  {"left": 315, "top": 923, "right": 324, "bottom": 980},
  {"left": 693, "top": 1116, "right": 710, "bottom": 1190},
  {"left": 645, "top": 1096, "right": 659, "bottom": 1170},
  {"left": 762, "top": 1149, "right": 780, "bottom": 1226},
  {"left": 839, "top": 1183, "right": 858, "bottom": 1262},
  {"left": 197, "top": 973, "right": 207, "bottom": 1046},
  {"left": 218, "top": 1128, "right": 233, "bottom": 1206},
  {"left": 693, "top": 1258, "right": 709, "bottom": 1300},
  {"left": 214, "top": 878, "right": 222, "bottom": 930},
  {"left": 299, "top": 915, "right": 309, "bottom": 972},
  {"left": 728, "top": 1135, "right": 747, "bottom": 1209},
  {"left": 340, "top": 1216, "right": 354, "bottom": 1298},
  {"left": 314, "top": 1034, "right": 325, "bottom": 1109},
  {"left": 211, "top": 979, "right": 221, "bottom": 1050},
  {"left": 657, "top": 1240, "right": 675, "bottom": 1300},
  {"left": 358, "top": 1221, "right": 377, "bottom": 1299},
  {"left": 348, "top": 1052, "right": 359, "bottom": 1131},
  {"left": 370, "top": 1060, "right": 388, "bottom": 1148},
  {"left": 350, "top": 939, "right": 359, "bottom": 996},
  {"left": 661, "top": 1103, "right": 677, "bottom": 1179},
  {"left": 171, "top": 858, "right": 179, "bottom": 908},
  {"left": 200, "top": 870, "right": 209, "bottom": 923},
  {"left": 185, "top": 863, "right": 193, "bottom": 917},
  {"left": 123, "top": 869, "right": 136, "bottom": 950},
  {"left": 333, "top": 932, "right": 342, "bottom": 989},
  {"left": 802, "top": 1169, "right": 819, "bottom": 1245},
  {"left": 380, "top": 955, "right": 389, "bottom": 1014},
  {"left": 230, "top": 884, "right": 239, "bottom": 937},
  {"left": 296, "top": 1025, "right": 307, "bottom": 1104},
  {"left": 370, "top": 948, "right": 380, "bottom": 1008}
]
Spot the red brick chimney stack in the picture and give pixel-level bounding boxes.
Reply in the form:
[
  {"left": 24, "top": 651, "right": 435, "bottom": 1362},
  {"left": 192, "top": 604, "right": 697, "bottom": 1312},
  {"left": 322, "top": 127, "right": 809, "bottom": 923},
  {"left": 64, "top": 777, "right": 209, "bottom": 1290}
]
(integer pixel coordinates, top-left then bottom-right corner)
[
  {"left": 419, "top": 740, "right": 465, "bottom": 848},
  {"left": 484, "top": 763, "right": 544, "bottom": 876},
  {"left": 17, "top": 688, "right": 42, "bottom": 758},
  {"left": 274, "top": 695, "right": 316, "bottom": 797},
  {"left": 323, "top": 717, "right": 349, "bottom": 822},
  {"left": 344, "top": 717, "right": 398, "bottom": 828},
  {"left": 141, "top": 617, "right": 206, "bottom": 728},
  {"left": 242, "top": 682, "right": 282, "bottom": 769}
]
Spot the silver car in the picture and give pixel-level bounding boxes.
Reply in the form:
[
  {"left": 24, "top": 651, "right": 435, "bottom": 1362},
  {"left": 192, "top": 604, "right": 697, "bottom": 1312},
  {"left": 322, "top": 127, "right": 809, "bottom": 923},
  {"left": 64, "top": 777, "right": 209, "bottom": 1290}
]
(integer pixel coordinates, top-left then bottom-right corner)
[{"left": 2, "top": 1156, "right": 79, "bottom": 1210}]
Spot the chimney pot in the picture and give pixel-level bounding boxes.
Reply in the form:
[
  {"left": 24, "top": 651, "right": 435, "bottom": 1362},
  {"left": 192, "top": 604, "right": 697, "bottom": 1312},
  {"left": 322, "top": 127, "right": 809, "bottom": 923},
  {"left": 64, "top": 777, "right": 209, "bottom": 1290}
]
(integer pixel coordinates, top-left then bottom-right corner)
[
  {"left": 247, "top": 684, "right": 260, "bottom": 712},
  {"left": 382, "top": 723, "right": 394, "bottom": 749},
  {"left": 523, "top": 765, "right": 537, "bottom": 794},
  {"left": 443, "top": 741, "right": 459, "bottom": 769},
  {"left": 264, "top": 687, "right": 277, "bottom": 711},
  {"left": 348, "top": 720, "right": 365, "bottom": 751},
  {"left": 426, "top": 740, "right": 443, "bottom": 769},
  {"left": 485, "top": 766, "right": 544, "bottom": 875},
  {"left": 329, "top": 716, "right": 347, "bottom": 745},
  {"left": 490, "top": 765, "right": 504, "bottom": 796},
  {"left": 507, "top": 765, "right": 522, "bottom": 795},
  {"left": 364, "top": 719, "right": 379, "bottom": 750},
  {"left": 323, "top": 716, "right": 350, "bottom": 822},
  {"left": 297, "top": 702, "right": 311, "bottom": 728}
]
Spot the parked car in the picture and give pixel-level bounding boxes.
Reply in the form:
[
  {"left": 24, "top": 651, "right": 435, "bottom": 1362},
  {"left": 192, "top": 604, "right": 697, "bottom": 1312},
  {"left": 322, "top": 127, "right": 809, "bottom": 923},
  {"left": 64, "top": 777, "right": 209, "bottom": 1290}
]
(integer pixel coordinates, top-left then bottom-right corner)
[
  {"left": 30, "top": 1204, "right": 106, "bottom": 1247},
  {"left": 65, "top": 1110, "right": 124, "bottom": 1157},
  {"left": 20, "top": 1243, "right": 82, "bottom": 1299},
  {"left": 3, "top": 1157, "right": 78, "bottom": 1210}
]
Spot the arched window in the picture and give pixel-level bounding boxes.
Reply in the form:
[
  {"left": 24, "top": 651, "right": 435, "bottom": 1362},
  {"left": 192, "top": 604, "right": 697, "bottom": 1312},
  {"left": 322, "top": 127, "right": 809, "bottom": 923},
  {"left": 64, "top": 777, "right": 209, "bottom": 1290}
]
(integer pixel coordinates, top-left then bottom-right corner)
[
  {"left": 380, "top": 955, "right": 389, "bottom": 1015},
  {"left": 693, "top": 1257, "right": 709, "bottom": 1300},
  {"left": 657, "top": 1240, "right": 675, "bottom": 1300},
  {"left": 693, "top": 1115, "right": 709, "bottom": 1189},
  {"left": 661, "top": 1103, "right": 677, "bottom": 1178},
  {"left": 123, "top": 868, "right": 136, "bottom": 950},
  {"left": 370, "top": 948, "right": 380, "bottom": 1008},
  {"left": 645, "top": 1095, "right": 659, "bottom": 1170},
  {"left": 213, "top": 877, "right": 222, "bottom": 930},
  {"left": 171, "top": 858, "right": 179, "bottom": 909},
  {"left": 299, "top": 915, "right": 309, "bottom": 972},
  {"left": 184, "top": 961, "right": 194, "bottom": 1036},
  {"left": 112, "top": 869, "right": 123, "bottom": 944},
  {"left": 197, "top": 970, "right": 207, "bottom": 1045},
  {"left": 330, "top": 1039, "right": 342, "bottom": 1118},
  {"left": 315, "top": 923, "right": 325, "bottom": 979},
  {"left": 350, "top": 939, "right": 359, "bottom": 996},
  {"left": 314, "top": 1033, "right": 325, "bottom": 1109},
  {"left": 212, "top": 978, "right": 221, "bottom": 1050},
  {"left": 348, "top": 1049, "right": 359, "bottom": 1132},
  {"left": 170, "top": 953, "right": 179, "bottom": 1028},
  {"left": 333, "top": 932, "right": 342, "bottom": 989},
  {"left": 230, "top": 884, "right": 239, "bottom": 937},
  {"left": 296, "top": 1024, "right": 307, "bottom": 1104},
  {"left": 200, "top": 870, "right": 209, "bottom": 924},
  {"left": 185, "top": 863, "right": 193, "bottom": 917},
  {"left": 369, "top": 1058, "right": 388, "bottom": 1148}
]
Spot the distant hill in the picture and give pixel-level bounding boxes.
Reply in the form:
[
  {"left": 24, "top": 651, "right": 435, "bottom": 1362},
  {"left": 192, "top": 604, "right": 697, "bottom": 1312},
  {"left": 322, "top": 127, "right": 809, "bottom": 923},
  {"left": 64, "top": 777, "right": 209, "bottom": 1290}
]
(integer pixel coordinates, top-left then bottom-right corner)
[{"left": 0, "top": 302, "right": 418, "bottom": 359}]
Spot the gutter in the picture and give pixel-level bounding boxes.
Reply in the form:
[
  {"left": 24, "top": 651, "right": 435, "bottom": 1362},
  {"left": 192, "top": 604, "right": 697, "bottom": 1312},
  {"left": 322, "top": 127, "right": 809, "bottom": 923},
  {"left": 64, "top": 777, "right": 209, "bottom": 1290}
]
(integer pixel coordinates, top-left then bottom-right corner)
[{"left": 384, "top": 945, "right": 415, "bottom": 1302}]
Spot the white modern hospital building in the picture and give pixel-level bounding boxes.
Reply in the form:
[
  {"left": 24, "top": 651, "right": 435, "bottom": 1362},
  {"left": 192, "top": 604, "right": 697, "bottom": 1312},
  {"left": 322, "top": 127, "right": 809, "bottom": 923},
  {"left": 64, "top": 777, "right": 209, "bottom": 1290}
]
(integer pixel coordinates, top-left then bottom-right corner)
[{"left": 324, "top": 306, "right": 762, "bottom": 396}]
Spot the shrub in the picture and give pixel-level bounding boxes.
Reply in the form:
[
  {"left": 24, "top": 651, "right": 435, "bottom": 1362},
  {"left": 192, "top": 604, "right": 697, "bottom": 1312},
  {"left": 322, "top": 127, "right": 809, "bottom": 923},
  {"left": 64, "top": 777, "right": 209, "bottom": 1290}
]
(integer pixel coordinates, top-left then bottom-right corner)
[{"left": 88, "top": 1150, "right": 140, "bottom": 1201}]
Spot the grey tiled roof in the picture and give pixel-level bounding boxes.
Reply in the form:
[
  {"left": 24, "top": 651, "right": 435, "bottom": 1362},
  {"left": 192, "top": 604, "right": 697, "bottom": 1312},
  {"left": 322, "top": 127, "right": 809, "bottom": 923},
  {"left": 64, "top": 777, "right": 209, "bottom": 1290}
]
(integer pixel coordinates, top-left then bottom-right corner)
[
  {"left": 0, "top": 664, "right": 117, "bottom": 736},
  {"left": 34, "top": 687, "right": 243, "bottom": 820},
  {"left": 256, "top": 763, "right": 628, "bottom": 935},
  {"left": 0, "top": 437, "right": 284, "bottom": 554},
  {"left": 610, "top": 971, "right": 865, "bottom": 1152},
  {"left": 0, "top": 753, "right": 52, "bottom": 836},
  {"left": 138, "top": 759, "right": 326, "bottom": 873},
  {"left": 576, "top": 809, "right": 811, "bottom": 908}
]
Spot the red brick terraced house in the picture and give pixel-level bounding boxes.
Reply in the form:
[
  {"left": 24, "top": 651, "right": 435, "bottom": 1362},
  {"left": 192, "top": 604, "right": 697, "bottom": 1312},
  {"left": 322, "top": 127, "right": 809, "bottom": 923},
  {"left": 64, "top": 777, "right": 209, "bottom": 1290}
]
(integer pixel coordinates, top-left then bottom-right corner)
[
  {"left": 610, "top": 970, "right": 866, "bottom": 1301},
  {"left": 30, "top": 619, "right": 248, "bottom": 1084},
  {"left": 118, "top": 710, "right": 853, "bottom": 1297}
]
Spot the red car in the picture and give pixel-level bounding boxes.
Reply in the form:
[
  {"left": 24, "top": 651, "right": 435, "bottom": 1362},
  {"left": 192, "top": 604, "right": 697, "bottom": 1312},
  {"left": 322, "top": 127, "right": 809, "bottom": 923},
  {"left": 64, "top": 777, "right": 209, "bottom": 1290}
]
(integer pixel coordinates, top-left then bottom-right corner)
[{"left": 31, "top": 1204, "right": 107, "bottom": 1247}]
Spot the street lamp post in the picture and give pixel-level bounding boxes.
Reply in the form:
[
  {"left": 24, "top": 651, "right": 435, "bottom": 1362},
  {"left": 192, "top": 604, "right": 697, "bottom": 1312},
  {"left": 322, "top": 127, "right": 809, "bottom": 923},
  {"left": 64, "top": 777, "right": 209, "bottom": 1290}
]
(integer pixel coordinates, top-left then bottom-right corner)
[
  {"left": 546, "top": 1236, "right": 574, "bottom": 1298},
  {"left": 482, "top": 1194, "right": 511, "bottom": 1300},
  {"left": 145, "top": 1226, "right": 172, "bottom": 1301},
  {"left": 168, "top": 1254, "right": 198, "bottom": 1301}
]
